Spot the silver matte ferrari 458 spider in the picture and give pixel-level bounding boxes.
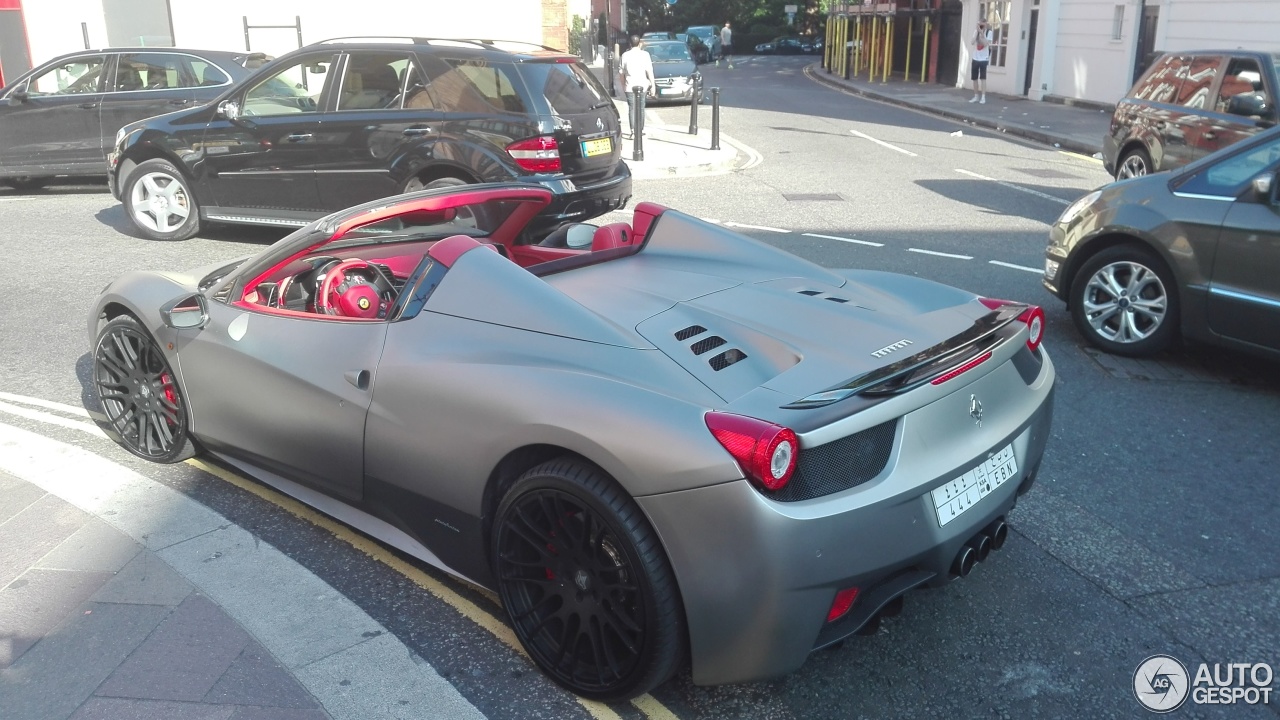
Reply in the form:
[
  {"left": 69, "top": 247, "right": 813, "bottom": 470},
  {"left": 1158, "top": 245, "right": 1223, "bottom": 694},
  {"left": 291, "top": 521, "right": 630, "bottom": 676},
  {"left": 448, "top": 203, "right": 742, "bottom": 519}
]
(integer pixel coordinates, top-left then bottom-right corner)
[{"left": 89, "top": 184, "right": 1055, "bottom": 700}]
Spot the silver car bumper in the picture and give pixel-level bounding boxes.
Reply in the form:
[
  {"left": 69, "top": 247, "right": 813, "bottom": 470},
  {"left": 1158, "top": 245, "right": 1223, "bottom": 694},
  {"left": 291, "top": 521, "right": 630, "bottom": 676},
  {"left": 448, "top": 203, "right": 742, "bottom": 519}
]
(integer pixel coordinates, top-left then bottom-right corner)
[{"left": 638, "top": 347, "right": 1055, "bottom": 685}]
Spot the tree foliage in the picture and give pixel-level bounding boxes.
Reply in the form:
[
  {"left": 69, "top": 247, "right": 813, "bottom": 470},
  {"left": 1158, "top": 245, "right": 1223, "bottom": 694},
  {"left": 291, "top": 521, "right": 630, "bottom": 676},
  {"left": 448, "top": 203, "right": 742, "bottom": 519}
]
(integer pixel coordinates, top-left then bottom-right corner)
[{"left": 630, "top": 0, "right": 824, "bottom": 40}]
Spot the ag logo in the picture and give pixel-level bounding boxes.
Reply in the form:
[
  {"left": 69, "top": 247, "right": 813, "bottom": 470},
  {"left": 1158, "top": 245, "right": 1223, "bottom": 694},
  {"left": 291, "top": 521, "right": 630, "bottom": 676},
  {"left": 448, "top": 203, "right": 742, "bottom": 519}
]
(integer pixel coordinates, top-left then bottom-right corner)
[{"left": 1134, "top": 655, "right": 1190, "bottom": 713}]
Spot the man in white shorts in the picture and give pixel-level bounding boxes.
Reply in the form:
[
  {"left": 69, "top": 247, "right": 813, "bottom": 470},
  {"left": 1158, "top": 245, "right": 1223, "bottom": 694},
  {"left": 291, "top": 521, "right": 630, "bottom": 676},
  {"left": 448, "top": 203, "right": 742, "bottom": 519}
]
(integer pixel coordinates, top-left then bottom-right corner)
[{"left": 969, "top": 20, "right": 992, "bottom": 104}]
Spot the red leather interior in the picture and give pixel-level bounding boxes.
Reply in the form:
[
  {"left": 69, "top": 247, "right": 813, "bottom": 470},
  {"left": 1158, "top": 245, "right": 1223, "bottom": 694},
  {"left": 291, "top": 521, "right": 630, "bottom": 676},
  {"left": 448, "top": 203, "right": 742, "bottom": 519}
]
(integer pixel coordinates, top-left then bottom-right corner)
[
  {"left": 591, "top": 222, "right": 635, "bottom": 252},
  {"left": 631, "top": 202, "right": 668, "bottom": 243},
  {"left": 336, "top": 283, "right": 381, "bottom": 319},
  {"left": 428, "top": 234, "right": 484, "bottom": 267}
]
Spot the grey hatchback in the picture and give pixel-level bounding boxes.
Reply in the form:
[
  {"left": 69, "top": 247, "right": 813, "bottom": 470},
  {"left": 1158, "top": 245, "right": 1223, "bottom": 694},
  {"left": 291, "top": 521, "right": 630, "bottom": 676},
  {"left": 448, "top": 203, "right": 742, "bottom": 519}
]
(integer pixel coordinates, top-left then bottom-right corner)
[
  {"left": 1045, "top": 125, "right": 1280, "bottom": 359},
  {"left": 1104, "top": 50, "right": 1279, "bottom": 180}
]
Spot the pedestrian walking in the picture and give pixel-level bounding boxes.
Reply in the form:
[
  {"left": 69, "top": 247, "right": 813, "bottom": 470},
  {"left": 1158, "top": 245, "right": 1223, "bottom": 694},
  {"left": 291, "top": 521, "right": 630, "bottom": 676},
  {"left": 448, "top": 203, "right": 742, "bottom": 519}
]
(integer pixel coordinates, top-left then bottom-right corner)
[
  {"left": 969, "top": 20, "right": 993, "bottom": 104},
  {"left": 720, "top": 22, "right": 733, "bottom": 63},
  {"left": 618, "top": 35, "right": 655, "bottom": 138}
]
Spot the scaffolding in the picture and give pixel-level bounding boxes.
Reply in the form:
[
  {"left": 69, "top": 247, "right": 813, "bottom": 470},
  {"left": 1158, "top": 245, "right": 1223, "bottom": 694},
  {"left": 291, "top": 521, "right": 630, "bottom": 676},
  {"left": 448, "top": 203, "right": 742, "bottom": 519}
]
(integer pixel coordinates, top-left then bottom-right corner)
[{"left": 824, "top": 2, "right": 935, "bottom": 85}]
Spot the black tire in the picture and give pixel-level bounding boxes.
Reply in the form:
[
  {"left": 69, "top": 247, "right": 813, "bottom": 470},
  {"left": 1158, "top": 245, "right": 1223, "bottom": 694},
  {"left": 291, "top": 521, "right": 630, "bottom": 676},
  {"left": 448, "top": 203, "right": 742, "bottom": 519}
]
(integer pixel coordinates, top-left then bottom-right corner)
[
  {"left": 5, "top": 176, "right": 48, "bottom": 192},
  {"left": 1116, "top": 146, "right": 1153, "bottom": 180},
  {"left": 1070, "top": 244, "right": 1179, "bottom": 357},
  {"left": 93, "top": 315, "right": 197, "bottom": 463},
  {"left": 122, "top": 158, "right": 200, "bottom": 241},
  {"left": 493, "top": 458, "right": 685, "bottom": 701}
]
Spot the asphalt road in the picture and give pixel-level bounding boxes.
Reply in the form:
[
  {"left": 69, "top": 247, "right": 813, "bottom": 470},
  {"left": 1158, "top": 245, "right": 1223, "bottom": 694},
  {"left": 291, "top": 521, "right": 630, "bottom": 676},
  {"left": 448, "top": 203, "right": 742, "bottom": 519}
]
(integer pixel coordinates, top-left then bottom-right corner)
[{"left": 2, "top": 55, "right": 1278, "bottom": 719}]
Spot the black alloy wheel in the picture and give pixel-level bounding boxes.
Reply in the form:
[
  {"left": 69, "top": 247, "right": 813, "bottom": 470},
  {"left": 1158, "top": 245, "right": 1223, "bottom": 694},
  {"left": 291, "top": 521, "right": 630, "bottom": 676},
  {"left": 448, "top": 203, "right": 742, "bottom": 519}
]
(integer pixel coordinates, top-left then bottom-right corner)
[
  {"left": 493, "top": 459, "right": 684, "bottom": 700},
  {"left": 93, "top": 315, "right": 196, "bottom": 463}
]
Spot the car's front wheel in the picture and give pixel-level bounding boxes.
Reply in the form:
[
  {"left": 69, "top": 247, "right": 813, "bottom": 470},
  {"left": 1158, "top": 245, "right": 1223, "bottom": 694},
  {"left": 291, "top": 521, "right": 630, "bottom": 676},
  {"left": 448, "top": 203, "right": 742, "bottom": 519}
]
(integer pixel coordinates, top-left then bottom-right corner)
[
  {"left": 124, "top": 158, "right": 200, "bottom": 241},
  {"left": 493, "top": 458, "right": 685, "bottom": 701},
  {"left": 1116, "top": 146, "right": 1153, "bottom": 180},
  {"left": 1070, "top": 244, "right": 1179, "bottom": 357},
  {"left": 93, "top": 315, "right": 197, "bottom": 463}
]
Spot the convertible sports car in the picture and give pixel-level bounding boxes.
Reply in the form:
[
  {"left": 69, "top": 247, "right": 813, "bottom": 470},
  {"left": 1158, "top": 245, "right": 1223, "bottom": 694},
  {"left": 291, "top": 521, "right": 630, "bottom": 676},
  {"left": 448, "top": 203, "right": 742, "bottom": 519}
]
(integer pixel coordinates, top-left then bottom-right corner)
[{"left": 89, "top": 184, "right": 1056, "bottom": 700}]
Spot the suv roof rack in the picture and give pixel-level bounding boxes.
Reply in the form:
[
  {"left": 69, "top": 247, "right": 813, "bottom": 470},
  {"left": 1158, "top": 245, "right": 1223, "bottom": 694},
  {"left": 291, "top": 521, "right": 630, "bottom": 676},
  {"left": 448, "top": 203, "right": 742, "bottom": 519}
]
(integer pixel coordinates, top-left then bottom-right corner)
[{"left": 317, "top": 36, "right": 564, "bottom": 53}]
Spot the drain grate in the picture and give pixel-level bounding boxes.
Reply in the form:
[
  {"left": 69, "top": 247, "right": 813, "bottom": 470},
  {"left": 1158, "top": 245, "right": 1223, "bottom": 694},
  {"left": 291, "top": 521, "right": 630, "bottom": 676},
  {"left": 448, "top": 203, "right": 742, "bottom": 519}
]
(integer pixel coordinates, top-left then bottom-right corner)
[
  {"left": 783, "top": 193, "right": 844, "bottom": 202},
  {"left": 1013, "top": 167, "right": 1081, "bottom": 180}
]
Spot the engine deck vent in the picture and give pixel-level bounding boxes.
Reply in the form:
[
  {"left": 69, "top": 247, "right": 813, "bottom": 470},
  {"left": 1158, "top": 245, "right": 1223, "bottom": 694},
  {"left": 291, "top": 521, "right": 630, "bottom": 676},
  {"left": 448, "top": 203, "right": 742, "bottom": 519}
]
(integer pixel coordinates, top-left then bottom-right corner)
[
  {"left": 691, "top": 336, "right": 727, "bottom": 355},
  {"left": 797, "top": 290, "right": 823, "bottom": 296},
  {"left": 825, "top": 297, "right": 849, "bottom": 303},
  {"left": 675, "top": 324, "right": 707, "bottom": 341},
  {"left": 709, "top": 348, "right": 747, "bottom": 371}
]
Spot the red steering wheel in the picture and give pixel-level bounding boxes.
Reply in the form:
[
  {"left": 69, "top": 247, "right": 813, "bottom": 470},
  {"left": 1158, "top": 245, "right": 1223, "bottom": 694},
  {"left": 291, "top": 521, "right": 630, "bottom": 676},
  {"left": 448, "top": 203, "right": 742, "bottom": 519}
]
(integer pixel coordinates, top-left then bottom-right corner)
[{"left": 316, "top": 259, "right": 382, "bottom": 318}]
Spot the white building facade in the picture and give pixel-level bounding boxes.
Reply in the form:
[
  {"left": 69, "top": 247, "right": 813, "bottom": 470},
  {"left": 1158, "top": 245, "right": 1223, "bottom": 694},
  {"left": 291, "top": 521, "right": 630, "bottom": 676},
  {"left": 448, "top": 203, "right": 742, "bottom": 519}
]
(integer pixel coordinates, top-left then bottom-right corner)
[{"left": 954, "top": 0, "right": 1280, "bottom": 106}]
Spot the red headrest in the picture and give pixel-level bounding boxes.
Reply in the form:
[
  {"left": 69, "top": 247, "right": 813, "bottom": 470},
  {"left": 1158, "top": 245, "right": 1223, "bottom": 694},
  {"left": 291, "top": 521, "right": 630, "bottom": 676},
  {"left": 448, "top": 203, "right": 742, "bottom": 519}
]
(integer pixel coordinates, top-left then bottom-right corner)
[
  {"left": 591, "top": 222, "right": 635, "bottom": 252},
  {"left": 631, "top": 202, "right": 668, "bottom": 243},
  {"left": 427, "top": 234, "right": 482, "bottom": 267}
]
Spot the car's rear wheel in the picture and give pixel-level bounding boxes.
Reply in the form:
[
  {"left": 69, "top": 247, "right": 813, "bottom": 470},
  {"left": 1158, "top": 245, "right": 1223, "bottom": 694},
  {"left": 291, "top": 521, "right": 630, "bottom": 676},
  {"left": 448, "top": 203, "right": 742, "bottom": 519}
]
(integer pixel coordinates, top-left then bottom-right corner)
[
  {"left": 93, "top": 315, "right": 196, "bottom": 463},
  {"left": 124, "top": 158, "right": 200, "bottom": 241},
  {"left": 1070, "top": 244, "right": 1178, "bottom": 357},
  {"left": 1116, "top": 146, "right": 1153, "bottom": 180},
  {"left": 493, "top": 458, "right": 684, "bottom": 701}
]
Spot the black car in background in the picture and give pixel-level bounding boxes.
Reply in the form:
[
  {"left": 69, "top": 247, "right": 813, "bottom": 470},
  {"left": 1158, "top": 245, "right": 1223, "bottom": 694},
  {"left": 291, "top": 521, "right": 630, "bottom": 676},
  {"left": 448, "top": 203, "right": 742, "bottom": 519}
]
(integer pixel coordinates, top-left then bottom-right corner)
[
  {"left": 644, "top": 41, "right": 701, "bottom": 104},
  {"left": 0, "top": 48, "right": 262, "bottom": 191},
  {"left": 108, "top": 38, "right": 631, "bottom": 241},
  {"left": 1045, "top": 125, "right": 1280, "bottom": 359},
  {"left": 754, "top": 37, "right": 816, "bottom": 55},
  {"left": 1104, "top": 50, "right": 1278, "bottom": 180}
]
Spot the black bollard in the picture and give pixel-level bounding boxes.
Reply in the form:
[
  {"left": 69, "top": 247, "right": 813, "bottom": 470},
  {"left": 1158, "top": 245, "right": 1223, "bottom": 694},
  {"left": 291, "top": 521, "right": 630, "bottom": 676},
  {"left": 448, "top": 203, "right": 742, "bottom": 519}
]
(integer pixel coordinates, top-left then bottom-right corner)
[
  {"left": 632, "top": 86, "right": 645, "bottom": 162},
  {"left": 606, "top": 52, "right": 615, "bottom": 97},
  {"left": 688, "top": 75, "right": 701, "bottom": 135},
  {"left": 710, "top": 87, "right": 721, "bottom": 151}
]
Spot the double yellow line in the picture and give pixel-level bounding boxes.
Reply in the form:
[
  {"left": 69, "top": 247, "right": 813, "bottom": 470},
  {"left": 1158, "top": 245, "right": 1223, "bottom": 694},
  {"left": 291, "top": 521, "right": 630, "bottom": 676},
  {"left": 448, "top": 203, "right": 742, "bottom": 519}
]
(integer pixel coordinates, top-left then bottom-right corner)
[{"left": 186, "top": 458, "right": 681, "bottom": 720}]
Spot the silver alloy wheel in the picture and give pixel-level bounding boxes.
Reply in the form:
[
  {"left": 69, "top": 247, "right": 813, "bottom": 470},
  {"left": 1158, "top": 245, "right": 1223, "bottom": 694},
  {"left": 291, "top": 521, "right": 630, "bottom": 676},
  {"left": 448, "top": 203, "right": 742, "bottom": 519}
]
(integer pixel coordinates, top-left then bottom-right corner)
[
  {"left": 1118, "top": 153, "right": 1149, "bottom": 179},
  {"left": 130, "top": 171, "right": 191, "bottom": 234},
  {"left": 1081, "top": 260, "right": 1168, "bottom": 344}
]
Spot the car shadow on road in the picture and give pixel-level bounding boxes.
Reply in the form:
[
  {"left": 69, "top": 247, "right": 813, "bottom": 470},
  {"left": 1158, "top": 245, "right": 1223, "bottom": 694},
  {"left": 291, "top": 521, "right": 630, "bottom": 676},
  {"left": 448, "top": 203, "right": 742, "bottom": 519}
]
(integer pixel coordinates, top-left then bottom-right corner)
[
  {"left": 913, "top": 178, "right": 1082, "bottom": 224},
  {"left": 95, "top": 205, "right": 291, "bottom": 245},
  {"left": 1, "top": 177, "right": 109, "bottom": 196}
]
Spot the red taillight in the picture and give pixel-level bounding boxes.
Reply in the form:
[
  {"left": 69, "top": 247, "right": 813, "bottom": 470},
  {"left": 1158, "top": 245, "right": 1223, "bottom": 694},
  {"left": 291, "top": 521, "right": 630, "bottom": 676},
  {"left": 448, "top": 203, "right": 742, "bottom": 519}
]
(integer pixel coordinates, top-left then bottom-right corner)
[
  {"left": 1019, "top": 305, "right": 1045, "bottom": 352},
  {"left": 979, "top": 297, "right": 1046, "bottom": 352},
  {"left": 827, "top": 587, "right": 860, "bottom": 623},
  {"left": 506, "top": 135, "right": 561, "bottom": 173},
  {"left": 930, "top": 350, "right": 992, "bottom": 385},
  {"left": 705, "top": 412, "right": 798, "bottom": 492}
]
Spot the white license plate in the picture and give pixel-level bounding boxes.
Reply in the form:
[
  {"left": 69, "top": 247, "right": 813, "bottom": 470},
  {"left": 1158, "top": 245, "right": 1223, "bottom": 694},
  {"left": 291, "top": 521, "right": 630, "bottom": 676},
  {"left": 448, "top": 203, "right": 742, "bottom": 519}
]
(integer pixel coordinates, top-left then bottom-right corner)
[
  {"left": 931, "top": 444, "right": 1018, "bottom": 526},
  {"left": 660, "top": 88, "right": 682, "bottom": 95}
]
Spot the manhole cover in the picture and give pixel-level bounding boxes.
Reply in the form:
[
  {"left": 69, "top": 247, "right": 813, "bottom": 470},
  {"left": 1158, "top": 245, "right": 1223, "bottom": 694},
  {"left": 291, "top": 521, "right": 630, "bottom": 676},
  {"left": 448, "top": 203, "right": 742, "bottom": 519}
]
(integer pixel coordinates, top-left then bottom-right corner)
[
  {"left": 783, "top": 193, "right": 844, "bottom": 201},
  {"left": 1014, "top": 167, "right": 1082, "bottom": 180}
]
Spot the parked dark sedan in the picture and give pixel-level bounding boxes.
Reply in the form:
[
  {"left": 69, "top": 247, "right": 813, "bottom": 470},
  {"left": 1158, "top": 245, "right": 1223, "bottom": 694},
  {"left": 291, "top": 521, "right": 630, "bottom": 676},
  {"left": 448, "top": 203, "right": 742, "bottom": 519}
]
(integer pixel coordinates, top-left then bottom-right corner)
[
  {"left": 0, "top": 48, "right": 261, "bottom": 190},
  {"left": 644, "top": 41, "right": 701, "bottom": 104},
  {"left": 108, "top": 38, "right": 630, "bottom": 241},
  {"left": 754, "top": 37, "right": 815, "bottom": 55},
  {"left": 1104, "top": 50, "right": 1278, "bottom": 180},
  {"left": 1045, "top": 125, "right": 1280, "bottom": 359}
]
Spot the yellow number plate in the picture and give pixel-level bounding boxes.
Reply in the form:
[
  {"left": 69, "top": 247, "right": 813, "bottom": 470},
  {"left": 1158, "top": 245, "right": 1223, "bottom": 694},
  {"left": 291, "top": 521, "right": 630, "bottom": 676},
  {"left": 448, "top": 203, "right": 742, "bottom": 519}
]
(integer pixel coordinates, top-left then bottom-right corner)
[{"left": 581, "top": 137, "right": 612, "bottom": 157}]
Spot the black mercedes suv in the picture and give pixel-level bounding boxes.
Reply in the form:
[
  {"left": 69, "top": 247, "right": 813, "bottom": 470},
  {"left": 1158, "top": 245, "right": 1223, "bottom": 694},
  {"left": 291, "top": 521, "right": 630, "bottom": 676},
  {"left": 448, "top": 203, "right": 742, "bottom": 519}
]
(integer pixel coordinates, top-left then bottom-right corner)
[{"left": 108, "top": 38, "right": 630, "bottom": 241}]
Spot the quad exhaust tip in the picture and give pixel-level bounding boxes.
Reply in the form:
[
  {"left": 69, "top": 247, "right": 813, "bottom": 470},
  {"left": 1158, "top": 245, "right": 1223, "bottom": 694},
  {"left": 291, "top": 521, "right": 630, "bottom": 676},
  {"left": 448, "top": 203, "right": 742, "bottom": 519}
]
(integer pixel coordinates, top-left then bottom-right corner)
[{"left": 952, "top": 517, "right": 1009, "bottom": 577}]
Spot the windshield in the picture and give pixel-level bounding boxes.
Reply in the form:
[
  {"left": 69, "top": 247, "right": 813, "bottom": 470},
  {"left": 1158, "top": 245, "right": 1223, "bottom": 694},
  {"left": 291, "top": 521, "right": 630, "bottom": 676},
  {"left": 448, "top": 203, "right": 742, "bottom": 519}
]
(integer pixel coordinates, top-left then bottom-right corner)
[
  {"left": 647, "top": 43, "right": 692, "bottom": 62},
  {"left": 1273, "top": 54, "right": 1280, "bottom": 82},
  {"left": 688, "top": 27, "right": 713, "bottom": 40}
]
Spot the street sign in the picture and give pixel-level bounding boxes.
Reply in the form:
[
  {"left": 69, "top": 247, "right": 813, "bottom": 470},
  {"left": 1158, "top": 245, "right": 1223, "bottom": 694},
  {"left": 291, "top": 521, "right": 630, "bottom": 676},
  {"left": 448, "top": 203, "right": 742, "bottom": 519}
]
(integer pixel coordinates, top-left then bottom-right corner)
[{"left": 784, "top": 4, "right": 798, "bottom": 11}]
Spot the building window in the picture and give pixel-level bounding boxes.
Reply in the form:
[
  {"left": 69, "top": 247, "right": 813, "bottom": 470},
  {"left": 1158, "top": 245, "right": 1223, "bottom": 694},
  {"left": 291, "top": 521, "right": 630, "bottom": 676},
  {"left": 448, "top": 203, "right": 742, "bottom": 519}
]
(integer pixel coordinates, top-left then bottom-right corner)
[
  {"left": 1112, "top": 5, "right": 1125, "bottom": 40},
  {"left": 980, "top": 1, "right": 1012, "bottom": 68}
]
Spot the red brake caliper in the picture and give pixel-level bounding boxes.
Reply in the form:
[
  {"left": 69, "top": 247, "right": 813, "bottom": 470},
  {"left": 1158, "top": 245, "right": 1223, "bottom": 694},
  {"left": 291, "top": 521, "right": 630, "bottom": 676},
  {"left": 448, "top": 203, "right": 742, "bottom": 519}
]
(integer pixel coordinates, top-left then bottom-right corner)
[{"left": 160, "top": 372, "right": 178, "bottom": 425}]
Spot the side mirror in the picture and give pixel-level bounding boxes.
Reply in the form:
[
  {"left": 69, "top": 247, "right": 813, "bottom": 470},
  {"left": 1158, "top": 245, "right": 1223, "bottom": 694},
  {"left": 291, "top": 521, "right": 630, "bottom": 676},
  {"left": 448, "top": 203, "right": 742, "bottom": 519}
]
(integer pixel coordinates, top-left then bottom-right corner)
[
  {"left": 161, "top": 293, "right": 209, "bottom": 329},
  {"left": 216, "top": 99, "right": 240, "bottom": 121},
  {"left": 7, "top": 90, "right": 28, "bottom": 104},
  {"left": 565, "top": 223, "right": 597, "bottom": 249},
  {"left": 1226, "top": 92, "right": 1270, "bottom": 118},
  {"left": 1251, "top": 172, "right": 1277, "bottom": 203}
]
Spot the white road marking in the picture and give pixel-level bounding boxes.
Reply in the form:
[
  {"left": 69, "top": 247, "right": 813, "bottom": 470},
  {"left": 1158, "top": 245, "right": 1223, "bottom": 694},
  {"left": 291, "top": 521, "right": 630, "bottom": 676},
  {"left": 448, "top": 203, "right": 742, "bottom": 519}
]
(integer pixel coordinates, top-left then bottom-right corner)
[
  {"left": 908, "top": 248, "right": 974, "bottom": 260},
  {"left": 954, "top": 168, "right": 1071, "bottom": 205},
  {"left": 802, "top": 232, "right": 884, "bottom": 247},
  {"left": 723, "top": 221, "right": 790, "bottom": 233},
  {"left": 989, "top": 260, "right": 1043, "bottom": 274},
  {"left": 850, "top": 129, "right": 918, "bottom": 157},
  {"left": 0, "top": 400, "right": 105, "bottom": 437},
  {"left": 0, "top": 391, "right": 92, "bottom": 418}
]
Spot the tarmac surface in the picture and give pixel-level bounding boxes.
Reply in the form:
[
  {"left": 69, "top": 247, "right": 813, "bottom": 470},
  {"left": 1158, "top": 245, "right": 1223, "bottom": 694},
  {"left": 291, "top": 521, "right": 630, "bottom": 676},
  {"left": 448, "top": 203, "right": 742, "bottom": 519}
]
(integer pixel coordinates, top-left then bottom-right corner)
[{"left": 1, "top": 56, "right": 1134, "bottom": 720}]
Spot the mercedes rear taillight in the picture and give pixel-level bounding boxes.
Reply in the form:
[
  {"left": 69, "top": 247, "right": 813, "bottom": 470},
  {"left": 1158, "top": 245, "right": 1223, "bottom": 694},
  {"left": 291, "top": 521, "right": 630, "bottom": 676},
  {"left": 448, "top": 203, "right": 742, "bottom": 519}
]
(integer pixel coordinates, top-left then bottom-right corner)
[{"left": 506, "top": 136, "right": 561, "bottom": 173}]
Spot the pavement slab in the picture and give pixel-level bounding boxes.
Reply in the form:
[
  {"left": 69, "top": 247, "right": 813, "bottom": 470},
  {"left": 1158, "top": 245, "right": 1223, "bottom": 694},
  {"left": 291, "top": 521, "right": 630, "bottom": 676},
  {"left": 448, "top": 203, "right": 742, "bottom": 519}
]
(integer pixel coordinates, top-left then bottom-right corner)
[
  {"left": 35, "top": 516, "right": 142, "bottom": 573},
  {"left": 91, "top": 551, "right": 195, "bottom": 607},
  {"left": 0, "top": 567, "right": 114, "bottom": 668},
  {"left": 0, "top": 492, "right": 90, "bottom": 588}
]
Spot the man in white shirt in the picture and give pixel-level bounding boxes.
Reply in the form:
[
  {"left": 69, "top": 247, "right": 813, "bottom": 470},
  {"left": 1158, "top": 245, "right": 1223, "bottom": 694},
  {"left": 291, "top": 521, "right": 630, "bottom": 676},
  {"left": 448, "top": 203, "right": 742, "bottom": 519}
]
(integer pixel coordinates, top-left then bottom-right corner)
[
  {"left": 618, "top": 35, "right": 655, "bottom": 137},
  {"left": 720, "top": 22, "right": 733, "bottom": 60},
  {"left": 969, "top": 20, "right": 993, "bottom": 104}
]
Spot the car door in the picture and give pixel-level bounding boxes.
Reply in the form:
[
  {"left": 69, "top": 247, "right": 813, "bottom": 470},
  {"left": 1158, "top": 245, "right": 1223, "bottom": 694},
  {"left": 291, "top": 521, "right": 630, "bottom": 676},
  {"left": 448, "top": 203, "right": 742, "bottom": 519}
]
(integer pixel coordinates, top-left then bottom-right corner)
[
  {"left": 175, "top": 234, "right": 390, "bottom": 501},
  {"left": 1201, "top": 135, "right": 1280, "bottom": 350},
  {"left": 1171, "top": 55, "right": 1226, "bottom": 167},
  {"left": 1199, "top": 56, "right": 1278, "bottom": 158},
  {"left": 98, "top": 52, "right": 204, "bottom": 155},
  {"left": 312, "top": 51, "right": 439, "bottom": 208},
  {"left": 0, "top": 53, "right": 108, "bottom": 172},
  {"left": 199, "top": 52, "right": 337, "bottom": 212}
]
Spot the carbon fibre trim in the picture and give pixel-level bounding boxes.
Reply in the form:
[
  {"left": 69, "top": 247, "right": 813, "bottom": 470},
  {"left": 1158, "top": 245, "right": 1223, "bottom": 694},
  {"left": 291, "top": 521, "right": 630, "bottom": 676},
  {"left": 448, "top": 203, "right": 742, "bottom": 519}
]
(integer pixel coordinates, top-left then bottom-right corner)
[{"left": 770, "top": 419, "right": 898, "bottom": 502}]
